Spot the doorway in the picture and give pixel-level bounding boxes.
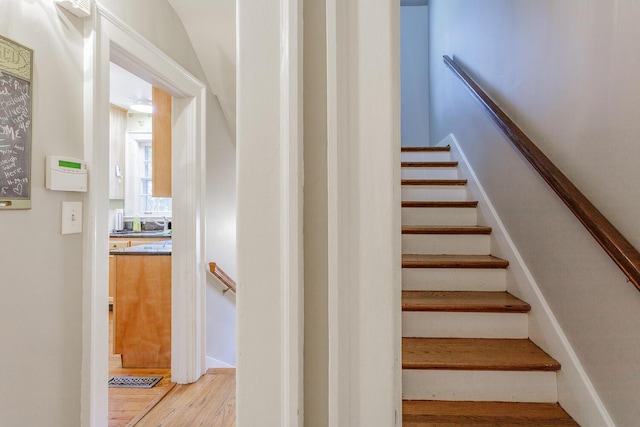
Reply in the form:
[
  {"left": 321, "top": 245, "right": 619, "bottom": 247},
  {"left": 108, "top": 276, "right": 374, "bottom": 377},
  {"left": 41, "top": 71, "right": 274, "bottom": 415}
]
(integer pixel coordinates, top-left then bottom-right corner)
[
  {"left": 82, "top": 7, "right": 207, "bottom": 426},
  {"left": 107, "top": 63, "right": 174, "bottom": 424}
]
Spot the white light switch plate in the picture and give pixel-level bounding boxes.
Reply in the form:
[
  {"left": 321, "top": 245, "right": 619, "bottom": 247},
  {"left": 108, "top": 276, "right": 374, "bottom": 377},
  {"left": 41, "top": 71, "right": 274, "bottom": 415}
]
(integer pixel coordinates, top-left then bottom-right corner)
[{"left": 62, "top": 201, "right": 83, "bottom": 234}]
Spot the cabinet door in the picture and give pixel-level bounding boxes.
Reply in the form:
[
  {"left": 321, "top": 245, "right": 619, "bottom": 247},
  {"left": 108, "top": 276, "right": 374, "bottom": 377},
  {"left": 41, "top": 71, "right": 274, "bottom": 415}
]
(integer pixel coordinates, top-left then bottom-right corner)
[
  {"left": 152, "top": 86, "right": 172, "bottom": 197},
  {"left": 115, "top": 255, "right": 171, "bottom": 368}
]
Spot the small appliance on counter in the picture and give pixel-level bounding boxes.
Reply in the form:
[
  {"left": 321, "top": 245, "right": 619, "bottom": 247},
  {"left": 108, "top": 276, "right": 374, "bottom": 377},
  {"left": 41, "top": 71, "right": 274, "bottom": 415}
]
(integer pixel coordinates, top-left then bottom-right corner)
[{"left": 114, "top": 209, "right": 124, "bottom": 232}]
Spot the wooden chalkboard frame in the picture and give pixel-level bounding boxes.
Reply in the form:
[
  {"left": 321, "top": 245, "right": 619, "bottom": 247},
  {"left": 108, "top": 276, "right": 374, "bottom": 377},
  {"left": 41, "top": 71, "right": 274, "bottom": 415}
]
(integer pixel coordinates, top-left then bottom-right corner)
[{"left": 0, "top": 35, "right": 33, "bottom": 210}]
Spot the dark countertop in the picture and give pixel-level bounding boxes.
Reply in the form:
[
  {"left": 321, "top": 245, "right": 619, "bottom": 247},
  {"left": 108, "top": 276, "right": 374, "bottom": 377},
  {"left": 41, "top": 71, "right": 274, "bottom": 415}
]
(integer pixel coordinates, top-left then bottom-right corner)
[
  {"left": 110, "top": 231, "right": 172, "bottom": 239},
  {"left": 111, "top": 240, "right": 172, "bottom": 255}
]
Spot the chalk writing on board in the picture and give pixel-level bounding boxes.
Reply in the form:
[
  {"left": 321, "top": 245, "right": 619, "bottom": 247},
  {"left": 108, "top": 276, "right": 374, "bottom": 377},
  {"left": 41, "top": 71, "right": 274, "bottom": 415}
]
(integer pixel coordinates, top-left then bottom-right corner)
[{"left": 0, "top": 35, "right": 32, "bottom": 209}]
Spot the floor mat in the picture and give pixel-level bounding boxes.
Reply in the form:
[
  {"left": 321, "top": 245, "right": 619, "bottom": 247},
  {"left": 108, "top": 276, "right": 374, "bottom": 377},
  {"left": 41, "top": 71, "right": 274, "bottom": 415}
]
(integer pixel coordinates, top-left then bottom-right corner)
[{"left": 108, "top": 376, "right": 163, "bottom": 388}]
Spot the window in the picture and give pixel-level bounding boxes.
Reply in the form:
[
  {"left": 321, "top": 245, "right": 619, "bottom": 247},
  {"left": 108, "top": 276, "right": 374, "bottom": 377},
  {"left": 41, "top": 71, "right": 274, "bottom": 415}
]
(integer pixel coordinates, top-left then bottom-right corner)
[
  {"left": 139, "top": 142, "right": 172, "bottom": 214},
  {"left": 123, "top": 131, "right": 172, "bottom": 217}
]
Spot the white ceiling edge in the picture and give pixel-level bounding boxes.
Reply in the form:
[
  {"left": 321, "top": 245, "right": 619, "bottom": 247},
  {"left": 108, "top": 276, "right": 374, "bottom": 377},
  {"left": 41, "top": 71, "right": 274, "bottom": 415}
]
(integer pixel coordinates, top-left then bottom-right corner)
[{"left": 401, "top": 0, "right": 428, "bottom": 6}]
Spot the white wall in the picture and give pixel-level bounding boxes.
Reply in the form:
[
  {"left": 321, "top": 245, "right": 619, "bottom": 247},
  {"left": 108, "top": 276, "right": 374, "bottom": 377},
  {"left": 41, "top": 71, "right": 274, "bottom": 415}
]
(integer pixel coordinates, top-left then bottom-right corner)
[
  {"left": 205, "top": 92, "right": 237, "bottom": 367},
  {"left": 168, "top": 0, "right": 236, "bottom": 138},
  {"left": 401, "top": 5, "right": 429, "bottom": 146},
  {"left": 0, "top": 3, "right": 84, "bottom": 426},
  {"left": 430, "top": 1, "right": 640, "bottom": 425},
  {"left": 99, "top": 0, "right": 208, "bottom": 77}
]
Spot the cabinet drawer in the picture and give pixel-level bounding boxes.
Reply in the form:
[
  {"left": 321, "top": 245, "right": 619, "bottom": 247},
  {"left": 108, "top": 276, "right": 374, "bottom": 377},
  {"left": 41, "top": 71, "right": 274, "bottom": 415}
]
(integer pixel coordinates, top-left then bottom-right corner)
[
  {"left": 109, "top": 240, "right": 129, "bottom": 250},
  {"left": 129, "top": 237, "right": 169, "bottom": 247}
]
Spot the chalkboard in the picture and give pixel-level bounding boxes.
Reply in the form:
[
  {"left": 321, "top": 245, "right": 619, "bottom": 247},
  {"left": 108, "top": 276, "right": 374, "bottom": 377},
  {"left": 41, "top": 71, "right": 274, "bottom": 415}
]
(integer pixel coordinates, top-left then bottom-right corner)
[{"left": 0, "top": 35, "right": 32, "bottom": 210}]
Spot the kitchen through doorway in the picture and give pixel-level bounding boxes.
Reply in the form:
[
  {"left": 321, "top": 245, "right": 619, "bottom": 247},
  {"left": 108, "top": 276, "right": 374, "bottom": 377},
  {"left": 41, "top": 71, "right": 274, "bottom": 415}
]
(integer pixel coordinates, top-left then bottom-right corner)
[
  {"left": 83, "top": 8, "right": 208, "bottom": 424},
  {"left": 107, "top": 62, "right": 174, "bottom": 424}
]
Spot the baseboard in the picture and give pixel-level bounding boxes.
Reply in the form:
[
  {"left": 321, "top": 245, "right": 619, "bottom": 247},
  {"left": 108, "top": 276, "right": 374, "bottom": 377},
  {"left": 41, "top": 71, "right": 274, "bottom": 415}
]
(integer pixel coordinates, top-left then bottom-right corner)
[
  {"left": 206, "top": 356, "right": 236, "bottom": 370},
  {"left": 440, "top": 133, "right": 614, "bottom": 427}
]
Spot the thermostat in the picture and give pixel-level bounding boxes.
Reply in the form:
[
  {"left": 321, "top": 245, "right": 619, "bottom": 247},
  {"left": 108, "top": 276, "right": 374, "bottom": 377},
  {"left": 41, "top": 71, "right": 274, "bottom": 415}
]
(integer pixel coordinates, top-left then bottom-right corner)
[{"left": 45, "top": 156, "right": 88, "bottom": 192}]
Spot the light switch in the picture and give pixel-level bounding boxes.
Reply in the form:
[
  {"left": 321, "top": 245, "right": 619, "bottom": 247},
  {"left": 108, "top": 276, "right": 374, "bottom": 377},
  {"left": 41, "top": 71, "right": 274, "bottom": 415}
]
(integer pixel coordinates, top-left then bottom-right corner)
[{"left": 62, "top": 201, "right": 83, "bottom": 234}]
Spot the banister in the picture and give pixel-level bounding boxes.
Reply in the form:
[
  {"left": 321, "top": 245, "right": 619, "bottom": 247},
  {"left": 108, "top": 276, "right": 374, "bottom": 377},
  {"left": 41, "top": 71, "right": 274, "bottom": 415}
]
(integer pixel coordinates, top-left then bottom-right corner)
[
  {"left": 443, "top": 54, "right": 640, "bottom": 292},
  {"left": 209, "top": 262, "right": 236, "bottom": 294}
]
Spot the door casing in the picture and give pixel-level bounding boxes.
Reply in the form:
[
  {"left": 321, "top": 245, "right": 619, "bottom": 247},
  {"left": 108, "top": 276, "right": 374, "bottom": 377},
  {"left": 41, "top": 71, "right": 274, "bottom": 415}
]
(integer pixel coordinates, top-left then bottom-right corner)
[{"left": 81, "top": 4, "right": 207, "bottom": 426}]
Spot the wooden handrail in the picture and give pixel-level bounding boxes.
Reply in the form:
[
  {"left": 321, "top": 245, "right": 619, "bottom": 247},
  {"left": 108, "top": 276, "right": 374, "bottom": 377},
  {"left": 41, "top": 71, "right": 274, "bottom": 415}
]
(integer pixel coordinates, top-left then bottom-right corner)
[
  {"left": 443, "top": 55, "right": 640, "bottom": 292},
  {"left": 209, "top": 262, "right": 236, "bottom": 293}
]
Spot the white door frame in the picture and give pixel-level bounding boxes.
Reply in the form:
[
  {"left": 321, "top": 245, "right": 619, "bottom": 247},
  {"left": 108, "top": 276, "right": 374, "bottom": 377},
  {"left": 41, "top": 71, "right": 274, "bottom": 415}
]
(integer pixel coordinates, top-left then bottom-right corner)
[
  {"left": 326, "top": 0, "right": 402, "bottom": 425},
  {"left": 236, "top": 0, "right": 303, "bottom": 425},
  {"left": 237, "top": 0, "right": 399, "bottom": 424},
  {"left": 81, "top": 4, "right": 207, "bottom": 426}
]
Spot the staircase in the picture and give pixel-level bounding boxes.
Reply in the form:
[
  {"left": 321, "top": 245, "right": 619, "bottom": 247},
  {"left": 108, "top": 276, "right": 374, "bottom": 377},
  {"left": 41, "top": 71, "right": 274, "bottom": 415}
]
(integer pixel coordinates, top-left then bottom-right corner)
[{"left": 400, "top": 146, "right": 579, "bottom": 426}]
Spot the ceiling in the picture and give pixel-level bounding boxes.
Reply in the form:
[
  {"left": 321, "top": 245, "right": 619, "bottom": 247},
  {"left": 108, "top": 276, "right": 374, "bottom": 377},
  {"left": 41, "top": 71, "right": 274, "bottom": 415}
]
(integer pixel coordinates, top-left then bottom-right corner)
[{"left": 109, "top": 62, "right": 152, "bottom": 112}]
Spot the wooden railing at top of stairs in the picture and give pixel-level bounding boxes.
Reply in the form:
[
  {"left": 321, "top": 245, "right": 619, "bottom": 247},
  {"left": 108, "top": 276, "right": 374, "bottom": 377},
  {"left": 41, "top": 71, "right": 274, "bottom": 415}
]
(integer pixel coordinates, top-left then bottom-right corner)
[
  {"left": 208, "top": 262, "right": 236, "bottom": 294},
  {"left": 443, "top": 54, "right": 640, "bottom": 293}
]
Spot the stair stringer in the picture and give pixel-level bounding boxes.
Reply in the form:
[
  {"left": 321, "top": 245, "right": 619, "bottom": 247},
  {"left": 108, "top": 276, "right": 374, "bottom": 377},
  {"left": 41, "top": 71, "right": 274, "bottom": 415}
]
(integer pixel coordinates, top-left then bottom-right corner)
[{"left": 439, "top": 133, "right": 614, "bottom": 427}]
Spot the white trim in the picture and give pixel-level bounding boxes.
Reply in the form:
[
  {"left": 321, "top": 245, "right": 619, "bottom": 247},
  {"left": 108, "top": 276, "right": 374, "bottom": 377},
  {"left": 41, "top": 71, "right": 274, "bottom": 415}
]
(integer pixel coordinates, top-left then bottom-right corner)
[
  {"left": 444, "top": 133, "right": 615, "bottom": 427},
  {"left": 326, "top": 0, "right": 353, "bottom": 423},
  {"left": 82, "top": 4, "right": 207, "bottom": 425},
  {"left": 206, "top": 356, "right": 236, "bottom": 370},
  {"left": 236, "top": 0, "right": 304, "bottom": 423},
  {"left": 326, "top": 0, "right": 401, "bottom": 425},
  {"left": 403, "top": 370, "right": 558, "bottom": 402},
  {"left": 280, "top": 0, "right": 304, "bottom": 424}
]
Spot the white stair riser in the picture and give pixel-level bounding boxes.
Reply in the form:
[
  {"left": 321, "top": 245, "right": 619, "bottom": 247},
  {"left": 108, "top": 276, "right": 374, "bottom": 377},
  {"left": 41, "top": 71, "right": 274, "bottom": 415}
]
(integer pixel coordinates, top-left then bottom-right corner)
[
  {"left": 402, "top": 207, "right": 477, "bottom": 226},
  {"left": 402, "top": 312, "right": 528, "bottom": 339},
  {"left": 402, "top": 234, "right": 490, "bottom": 255},
  {"left": 401, "top": 167, "right": 458, "bottom": 180},
  {"left": 402, "top": 268, "right": 506, "bottom": 291},
  {"left": 401, "top": 151, "right": 451, "bottom": 162},
  {"left": 402, "top": 186, "right": 467, "bottom": 201},
  {"left": 402, "top": 370, "right": 558, "bottom": 402}
]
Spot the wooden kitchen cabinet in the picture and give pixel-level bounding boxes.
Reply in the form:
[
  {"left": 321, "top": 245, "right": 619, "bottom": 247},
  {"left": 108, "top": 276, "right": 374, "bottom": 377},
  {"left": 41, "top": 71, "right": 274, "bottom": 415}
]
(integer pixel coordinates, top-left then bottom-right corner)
[
  {"left": 114, "top": 254, "right": 171, "bottom": 368},
  {"left": 152, "top": 86, "right": 172, "bottom": 197}
]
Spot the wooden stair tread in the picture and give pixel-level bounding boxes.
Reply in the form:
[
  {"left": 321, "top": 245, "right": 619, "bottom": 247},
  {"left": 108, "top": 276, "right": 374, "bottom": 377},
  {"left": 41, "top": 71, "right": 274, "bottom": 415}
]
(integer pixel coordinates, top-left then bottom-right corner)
[
  {"left": 402, "top": 201, "right": 478, "bottom": 208},
  {"left": 402, "top": 146, "right": 450, "bottom": 152},
  {"left": 402, "top": 338, "right": 560, "bottom": 371},
  {"left": 402, "top": 179, "right": 467, "bottom": 186},
  {"left": 402, "top": 400, "right": 579, "bottom": 426},
  {"left": 402, "top": 226, "right": 491, "bottom": 235},
  {"left": 402, "top": 291, "right": 530, "bottom": 313},
  {"left": 401, "top": 161, "right": 458, "bottom": 168},
  {"left": 403, "top": 254, "right": 509, "bottom": 269}
]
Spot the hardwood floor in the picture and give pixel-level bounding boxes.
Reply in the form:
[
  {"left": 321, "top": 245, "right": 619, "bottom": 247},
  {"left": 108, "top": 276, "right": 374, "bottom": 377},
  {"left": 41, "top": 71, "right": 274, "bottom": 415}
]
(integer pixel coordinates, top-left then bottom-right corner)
[
  {"left": 109, "top": 311, "right": 237, "bottom": 426},
  {"left": 109, "top": 310, "right": 173, "bottom": 427},
  {"left": 136, "top": 369, "right": 236, "bottom": 426}
]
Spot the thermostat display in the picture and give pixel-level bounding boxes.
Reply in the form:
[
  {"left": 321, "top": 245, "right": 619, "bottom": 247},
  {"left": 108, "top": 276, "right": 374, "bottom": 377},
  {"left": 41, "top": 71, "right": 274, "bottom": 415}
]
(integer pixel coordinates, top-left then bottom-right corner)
[{"left": 45, "top": 155, "right": 88, "bottom": 192}]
